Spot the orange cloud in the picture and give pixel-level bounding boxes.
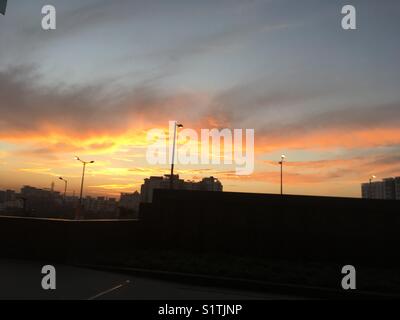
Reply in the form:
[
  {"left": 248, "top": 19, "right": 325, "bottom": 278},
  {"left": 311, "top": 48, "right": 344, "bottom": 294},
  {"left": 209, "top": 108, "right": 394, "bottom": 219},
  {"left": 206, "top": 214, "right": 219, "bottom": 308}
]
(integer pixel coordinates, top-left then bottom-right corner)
[{"left": 256, "top": 127, "right": 400, "bottom": 153}]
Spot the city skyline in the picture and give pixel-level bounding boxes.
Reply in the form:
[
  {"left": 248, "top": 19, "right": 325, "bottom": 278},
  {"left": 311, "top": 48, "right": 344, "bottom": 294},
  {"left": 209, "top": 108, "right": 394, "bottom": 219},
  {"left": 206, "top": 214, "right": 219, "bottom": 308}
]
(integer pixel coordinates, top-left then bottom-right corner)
[
  {"left": 1, "top": 0, "right": 400, "bottom": 198},
  {"left": 0, "top": 173, "right": 224, "bottom": 199},
  {"left": 0, "top": 174, "right": 223, "bottom": 220}
]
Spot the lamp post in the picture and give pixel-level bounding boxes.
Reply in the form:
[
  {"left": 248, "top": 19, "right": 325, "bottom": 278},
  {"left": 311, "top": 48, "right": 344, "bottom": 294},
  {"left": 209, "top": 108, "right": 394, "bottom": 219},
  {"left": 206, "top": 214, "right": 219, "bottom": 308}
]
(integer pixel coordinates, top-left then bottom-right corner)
[
  {"left": 170, "top": 121, "right": 183, "bottom": 189},
  {"left": 369, "top": 175, "right": 376, "bottom": 199},
  {"left": 279, "top": 155, "right": 286, "bottom": 195},
  {"left": 75, "top": 156, "right": 94, "bottom": 204},
  {"left": 59, "top": 177, "right": 68, "bottom": 199}
]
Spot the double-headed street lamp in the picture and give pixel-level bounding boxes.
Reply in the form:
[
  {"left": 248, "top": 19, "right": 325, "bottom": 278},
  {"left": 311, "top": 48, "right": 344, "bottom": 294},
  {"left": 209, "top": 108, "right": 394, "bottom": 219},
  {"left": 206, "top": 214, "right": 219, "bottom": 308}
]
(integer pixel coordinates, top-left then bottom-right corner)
[
  {"left": 170, "top": 121, "right": 183, "bottom": 189},
  {"left": 75, "top": 156, "right": 94, "bottom": 204},
  {"left": 59, "top": 177, "right": 68, "bottom": 199},
  {"left": 279, "top": 155, "right": 286, "bottom": 195}
]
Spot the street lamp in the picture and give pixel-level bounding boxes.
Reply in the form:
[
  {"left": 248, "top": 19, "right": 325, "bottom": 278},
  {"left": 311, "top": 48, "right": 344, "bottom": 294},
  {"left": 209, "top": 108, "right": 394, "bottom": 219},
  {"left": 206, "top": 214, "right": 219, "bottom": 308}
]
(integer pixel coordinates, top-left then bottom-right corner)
[
  {"left": 59, "top": 177, "right": 68, "bottom": 199},
  {"left": 75, "top": 156, "right": 94, "bottom": 204},
  {"left": 279, "top": 155, "right": 286, "bottom": 195},
  {"left": 369, "top": 175, "right": 376, "bottom": 199},
  {"left": 170, "top": 121, "right": 183, "bottom": 189}
]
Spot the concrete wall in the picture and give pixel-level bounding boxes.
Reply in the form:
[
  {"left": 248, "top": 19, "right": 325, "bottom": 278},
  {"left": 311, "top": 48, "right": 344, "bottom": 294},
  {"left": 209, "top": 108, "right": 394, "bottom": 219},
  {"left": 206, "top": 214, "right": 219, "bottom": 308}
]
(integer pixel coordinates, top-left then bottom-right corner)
[
  {"left": 142, "top": 190, "right": 400, "bottom": 265},
  {"left": 1, "top": 190, "right": 400, "bottom": 266},
  {"left": 0, "top": 217, "right": 142, "bottom": 264}
]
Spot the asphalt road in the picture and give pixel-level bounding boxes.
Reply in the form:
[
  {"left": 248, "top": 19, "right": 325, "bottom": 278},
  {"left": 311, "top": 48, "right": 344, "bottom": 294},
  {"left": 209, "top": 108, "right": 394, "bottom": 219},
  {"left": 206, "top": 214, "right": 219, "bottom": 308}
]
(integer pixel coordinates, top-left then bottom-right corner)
[{"left": 0, "top": 259, "right": 297, "bottom": 300}]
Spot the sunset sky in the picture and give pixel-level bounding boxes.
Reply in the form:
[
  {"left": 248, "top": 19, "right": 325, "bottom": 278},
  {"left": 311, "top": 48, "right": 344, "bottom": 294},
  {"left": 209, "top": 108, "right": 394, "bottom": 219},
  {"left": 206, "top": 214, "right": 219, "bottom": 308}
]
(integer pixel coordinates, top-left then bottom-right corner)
[{"left": 0, "top": 0, "right": 399, "bottom": 198}]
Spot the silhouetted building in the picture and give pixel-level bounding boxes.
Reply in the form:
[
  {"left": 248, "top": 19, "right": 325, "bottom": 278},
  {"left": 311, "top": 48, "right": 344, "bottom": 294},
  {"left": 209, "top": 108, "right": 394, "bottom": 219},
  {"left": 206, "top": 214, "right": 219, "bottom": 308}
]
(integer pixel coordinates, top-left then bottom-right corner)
[
  {"left": 140, "top": 175, "right": 223, "bottom": 203},
  {"left": 21, "top": 185, "right": 61, "bottom": 203},
  {"left": 0, "top": 189, "right": 15, "bottom": 202},
  {"left": 361, "top": 177, "right": 399, "bottom": 200},
  {"left": 1, "top": 185, "right": 134, "bottom": 219},
  {"left": 361, "top": 181, "right": 383, "bottom": 199},
  {"left": 0, "top": 189, "right": 22, "bottom": 213},
  {"left": 120, "top": 191, "right": 140, "bottom": 211},
  {"left": 119, "top": 191, "right": 141, "bottom": 219},
  {"left": 83, "top": 196, "right": 119, "bottom": 216},
  {"left": 196, "top": 176, "right": 223, "bottom": 191},
  {"left": 17, "top": 185, "right": 68, "bottom": 217},
  {"left": 396, "top": 177, "right": 400, "bottom": 200},
  {"left": 141, "top": 175, "right": 181, "bottom": 203}
]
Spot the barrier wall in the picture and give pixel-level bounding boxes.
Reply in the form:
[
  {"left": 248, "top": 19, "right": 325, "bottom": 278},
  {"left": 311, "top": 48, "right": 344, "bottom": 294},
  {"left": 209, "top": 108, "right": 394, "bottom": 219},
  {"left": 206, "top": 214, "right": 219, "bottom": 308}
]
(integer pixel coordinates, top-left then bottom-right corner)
[
  {"left": 142, "top": 190, "right": 400, "bottom": 264},
  {"left": 0, "top": 217, "right": 142, "bottom": 263},
  {"left": 1, "top": 190, "right": 400, "bottom": 265}
]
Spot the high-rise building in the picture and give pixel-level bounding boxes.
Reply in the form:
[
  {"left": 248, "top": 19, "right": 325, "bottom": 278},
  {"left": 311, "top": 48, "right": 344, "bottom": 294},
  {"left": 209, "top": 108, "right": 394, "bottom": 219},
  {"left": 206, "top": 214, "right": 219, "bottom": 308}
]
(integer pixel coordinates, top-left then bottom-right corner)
[
  {"left": 383, "top": 178, "right": 396, "bottom": 200},
  {"left": 140, "top": 175, "right": 223, "bottom": 203},
  {"left": 140, "top": 175, "right": 178, "bottom": 203},
  {"left": 361, "top": 177, "right": 399, "bottom": 200},
  {"left": 196, "top": 176, "right": 223, "bottom": 192},
  {"left": 361, "top": 181, "right": 383, "bottom": 199},
  {"left": 395, "top": 177, "right": 400, "bottom": 200}
]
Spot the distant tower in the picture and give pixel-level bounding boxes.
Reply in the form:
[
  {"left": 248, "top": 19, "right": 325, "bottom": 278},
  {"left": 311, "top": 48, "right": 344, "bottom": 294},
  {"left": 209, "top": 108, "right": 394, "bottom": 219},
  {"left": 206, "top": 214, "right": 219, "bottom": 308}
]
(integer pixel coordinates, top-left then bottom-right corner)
[{"left": 51, "top": 181, "right": 55, "bottom": 193}]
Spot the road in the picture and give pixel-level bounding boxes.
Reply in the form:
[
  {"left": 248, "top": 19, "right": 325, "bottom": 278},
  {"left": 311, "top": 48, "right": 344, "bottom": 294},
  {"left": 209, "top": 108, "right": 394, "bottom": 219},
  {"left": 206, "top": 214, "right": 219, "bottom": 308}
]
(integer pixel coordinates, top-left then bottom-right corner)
[{"left": 0, "top": 259, "right": 297, "bottom": 300}]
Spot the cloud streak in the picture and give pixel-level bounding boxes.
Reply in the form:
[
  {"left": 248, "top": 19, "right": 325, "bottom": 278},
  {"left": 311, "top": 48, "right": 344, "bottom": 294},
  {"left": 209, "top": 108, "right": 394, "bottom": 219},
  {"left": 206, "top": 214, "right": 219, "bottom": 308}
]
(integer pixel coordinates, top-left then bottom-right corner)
[{"left": 2, "top": 64, "right": 400, "bottom": 158}]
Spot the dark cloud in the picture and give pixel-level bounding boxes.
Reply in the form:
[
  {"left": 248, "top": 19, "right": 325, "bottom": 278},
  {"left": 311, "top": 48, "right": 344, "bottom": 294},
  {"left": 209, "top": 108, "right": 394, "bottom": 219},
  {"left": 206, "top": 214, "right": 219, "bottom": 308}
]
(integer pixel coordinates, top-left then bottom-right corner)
[
  {"left": 1, "top": 63, "right": 400, "bottom": 151},
  {"left": 256, "top": 101, "right": 400, "bottom": 139},
  {"left": 205, "top": 74, "right": 400, "bottom": 138},
  {"left": 0, "top": 65, "right": 205, "bottom": 137}
]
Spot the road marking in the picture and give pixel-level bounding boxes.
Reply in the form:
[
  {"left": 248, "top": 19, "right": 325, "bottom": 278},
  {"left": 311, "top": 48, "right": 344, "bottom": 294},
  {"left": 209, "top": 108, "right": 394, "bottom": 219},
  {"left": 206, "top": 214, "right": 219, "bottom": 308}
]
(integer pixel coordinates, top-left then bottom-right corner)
[{"left": 88, "top": 280, "right": 131, "bottom": 300}]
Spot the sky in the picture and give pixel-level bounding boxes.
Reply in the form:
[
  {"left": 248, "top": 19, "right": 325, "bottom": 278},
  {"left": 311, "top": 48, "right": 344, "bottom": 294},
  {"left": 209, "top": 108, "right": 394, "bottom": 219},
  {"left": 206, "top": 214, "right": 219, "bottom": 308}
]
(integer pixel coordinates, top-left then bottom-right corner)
[{"left": 0, "top": 0, "right": 399, "bottom": 198}]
